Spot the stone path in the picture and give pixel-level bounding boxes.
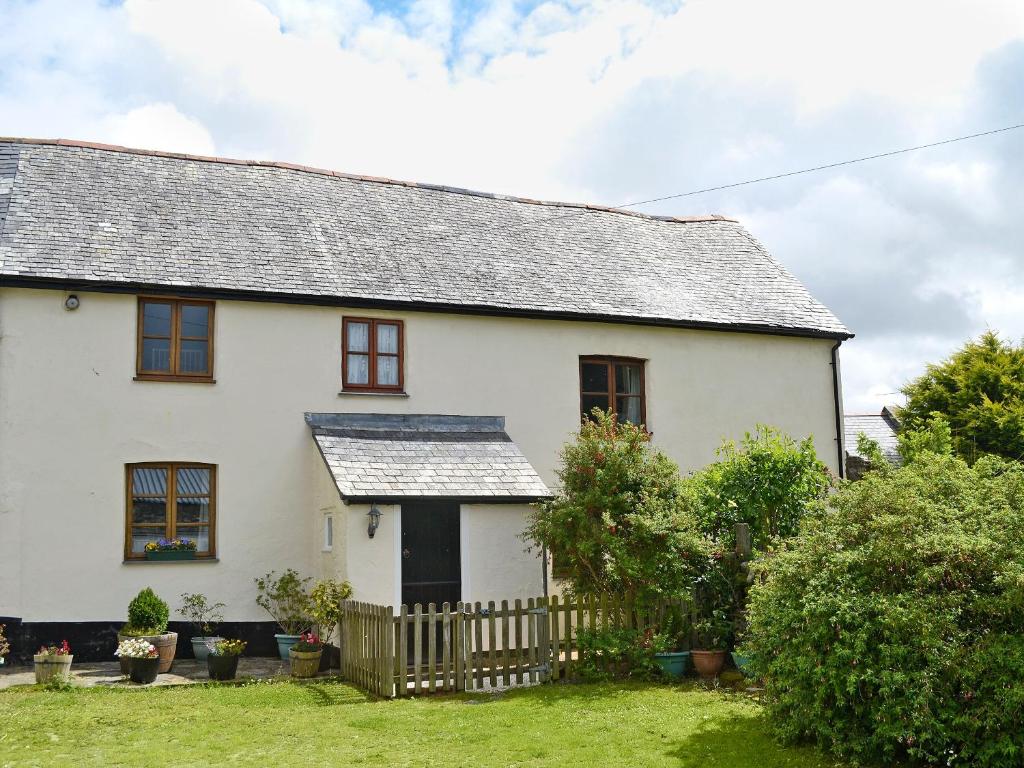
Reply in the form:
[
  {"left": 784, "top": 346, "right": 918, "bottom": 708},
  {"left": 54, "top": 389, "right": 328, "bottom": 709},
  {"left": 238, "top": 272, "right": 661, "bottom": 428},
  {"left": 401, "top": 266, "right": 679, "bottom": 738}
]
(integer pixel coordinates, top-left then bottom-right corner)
[{"left": 0, "top": 658, "right": 341, "bottom": 689}]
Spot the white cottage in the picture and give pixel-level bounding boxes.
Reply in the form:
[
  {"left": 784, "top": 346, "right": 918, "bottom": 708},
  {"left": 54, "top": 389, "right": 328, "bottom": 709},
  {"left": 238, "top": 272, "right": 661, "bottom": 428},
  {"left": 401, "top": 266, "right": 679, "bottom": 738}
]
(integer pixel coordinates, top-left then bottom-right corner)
[{"left": 0, "top": 138, "right": 851, "bottom": 660}]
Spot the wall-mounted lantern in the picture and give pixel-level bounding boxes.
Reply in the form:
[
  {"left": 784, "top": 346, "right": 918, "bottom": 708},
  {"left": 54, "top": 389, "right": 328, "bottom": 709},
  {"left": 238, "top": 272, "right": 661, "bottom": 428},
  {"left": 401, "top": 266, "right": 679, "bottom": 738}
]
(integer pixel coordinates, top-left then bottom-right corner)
[{"left": 367, "top": 504, "right": 382, "bottom": 539}]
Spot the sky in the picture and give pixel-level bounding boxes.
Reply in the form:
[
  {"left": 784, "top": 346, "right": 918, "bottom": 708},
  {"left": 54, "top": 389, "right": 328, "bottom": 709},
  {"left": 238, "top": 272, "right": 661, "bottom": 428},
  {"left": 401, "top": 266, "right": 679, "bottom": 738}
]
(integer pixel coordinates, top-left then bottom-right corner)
[{"left": 2, "top": 0, "right": 1023, "bottom": 412}]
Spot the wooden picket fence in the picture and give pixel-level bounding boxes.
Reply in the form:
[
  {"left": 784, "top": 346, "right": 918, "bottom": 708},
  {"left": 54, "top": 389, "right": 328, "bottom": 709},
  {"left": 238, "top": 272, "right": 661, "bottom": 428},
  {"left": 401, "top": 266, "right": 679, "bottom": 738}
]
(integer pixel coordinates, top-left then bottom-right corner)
[{"left": 339, "top": 593, "right": 691, "bottom": 698}]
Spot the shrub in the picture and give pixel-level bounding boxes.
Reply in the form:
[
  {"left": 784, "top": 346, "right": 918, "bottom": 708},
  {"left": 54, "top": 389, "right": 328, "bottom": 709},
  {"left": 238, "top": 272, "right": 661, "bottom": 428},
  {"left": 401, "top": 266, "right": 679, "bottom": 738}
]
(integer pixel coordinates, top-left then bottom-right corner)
[
  {"left": 525, "top": 409, "right": 708, "bottom": 605},
  {"left": 685, "top": 426, "right": 831, "bottom": 551},
  {"left": 575, "top": 626, "right": 660, "bottom": 681},
  {"left": 125, "top": 587, "right": 170, "bottom": 635},
  {"left": 743, "top": 453, "right": 1024, "bottom": 766},
  {"left": 178, "top": 593, "right": 225, "bottom": 635},
  {"left": 309, "top": 579, "right": 352, "bottom": 645},
  {"left": 0, "top": 624, "right": 9, "bottom": 659},
  {"left": 254, "top": 569, "right": 312, "bottom": 636}
]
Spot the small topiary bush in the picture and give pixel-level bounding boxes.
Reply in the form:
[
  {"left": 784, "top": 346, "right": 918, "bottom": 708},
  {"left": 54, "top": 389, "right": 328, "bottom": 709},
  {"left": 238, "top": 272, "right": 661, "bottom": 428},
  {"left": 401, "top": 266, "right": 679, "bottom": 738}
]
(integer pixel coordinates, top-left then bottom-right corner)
[
  {"left": 125, "top": 587, "right": 170, "bottom": 635},
  {"left": 744, "top": 453, "right": 1024, "bottom": 766}
]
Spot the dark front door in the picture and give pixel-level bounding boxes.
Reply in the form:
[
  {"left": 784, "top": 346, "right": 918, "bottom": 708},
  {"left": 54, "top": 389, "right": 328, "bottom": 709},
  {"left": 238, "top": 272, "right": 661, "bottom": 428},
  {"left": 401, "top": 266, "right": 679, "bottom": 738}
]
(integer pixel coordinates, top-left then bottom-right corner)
[{"left": 401, "top": 501, "right": 461, "bottom": 609}]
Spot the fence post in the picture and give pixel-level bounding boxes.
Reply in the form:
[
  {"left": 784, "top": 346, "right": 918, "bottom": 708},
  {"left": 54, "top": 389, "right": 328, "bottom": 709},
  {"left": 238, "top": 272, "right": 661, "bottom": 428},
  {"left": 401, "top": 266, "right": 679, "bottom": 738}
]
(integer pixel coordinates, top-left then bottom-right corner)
[{"left": 735, "top": 522, "right": 752, "bottom": 559}]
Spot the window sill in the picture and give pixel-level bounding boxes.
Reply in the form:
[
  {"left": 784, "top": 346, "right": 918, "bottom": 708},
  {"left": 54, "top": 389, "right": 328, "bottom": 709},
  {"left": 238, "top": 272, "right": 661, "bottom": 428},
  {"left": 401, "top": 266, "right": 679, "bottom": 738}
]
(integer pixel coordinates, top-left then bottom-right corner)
[
  {"left": 122, "top": 557, "right": 219, "bottom": 565},
  {"left": 338, "top": 390, "right": 409, "bottom": 398},
  {"left": 134, "top": 375, "right": 216, "bottom": 384}
]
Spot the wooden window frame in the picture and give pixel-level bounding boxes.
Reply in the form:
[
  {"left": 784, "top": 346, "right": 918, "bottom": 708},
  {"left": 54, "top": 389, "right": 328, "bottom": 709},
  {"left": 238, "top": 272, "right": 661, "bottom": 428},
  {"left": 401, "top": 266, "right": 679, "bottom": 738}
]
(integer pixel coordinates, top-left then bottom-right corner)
[
  {"left": 124, "top": 462, "right": 217, "bottom": 561},
  {"left": 342, "top": 317, "right": 405, "bottom": 393},
  {"left": 135, "top": 297, "right": 215, "bottom": 382},
  {"left": 579, "top": 355, "right": 648, "bottom": 427}
]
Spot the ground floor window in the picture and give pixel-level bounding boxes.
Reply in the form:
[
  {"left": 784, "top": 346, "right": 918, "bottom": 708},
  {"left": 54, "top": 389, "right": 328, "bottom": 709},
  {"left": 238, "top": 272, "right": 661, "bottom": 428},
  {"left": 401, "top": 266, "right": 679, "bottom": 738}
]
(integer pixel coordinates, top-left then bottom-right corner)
[{"left": 125, "top": 463, "right": 216, "bottom": 559}]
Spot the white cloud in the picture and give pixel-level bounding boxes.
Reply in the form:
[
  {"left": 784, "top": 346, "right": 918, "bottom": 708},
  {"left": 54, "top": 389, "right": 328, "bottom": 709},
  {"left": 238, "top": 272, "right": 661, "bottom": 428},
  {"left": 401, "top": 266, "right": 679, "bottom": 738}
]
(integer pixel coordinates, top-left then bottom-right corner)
[{"left": 101, "top": 103, "right": 216, "bottom": 156}]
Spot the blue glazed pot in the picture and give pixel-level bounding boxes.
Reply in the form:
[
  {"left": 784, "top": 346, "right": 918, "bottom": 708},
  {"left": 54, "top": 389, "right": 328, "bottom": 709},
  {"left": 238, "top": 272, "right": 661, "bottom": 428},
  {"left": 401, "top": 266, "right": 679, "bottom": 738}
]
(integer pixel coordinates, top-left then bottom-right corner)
[
  {"left": 731, "top": 652, "right": 752, "bottom": 675},
  {"left": 191, "top": 637, "right": 223, "bottom": 662},
  {"left": 653, "top": 651, "right": 690, "bottom": 679},
  {"left": 274, "top": 634, "right": 301, "bottom": 660}
]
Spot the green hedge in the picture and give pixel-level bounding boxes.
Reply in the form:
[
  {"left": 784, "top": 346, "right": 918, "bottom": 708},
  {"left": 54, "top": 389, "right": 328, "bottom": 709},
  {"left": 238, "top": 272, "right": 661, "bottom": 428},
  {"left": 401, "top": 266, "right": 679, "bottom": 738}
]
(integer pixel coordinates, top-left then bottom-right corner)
[{"left": 744, "top": 453, "right": 1024, "bottom": 766}]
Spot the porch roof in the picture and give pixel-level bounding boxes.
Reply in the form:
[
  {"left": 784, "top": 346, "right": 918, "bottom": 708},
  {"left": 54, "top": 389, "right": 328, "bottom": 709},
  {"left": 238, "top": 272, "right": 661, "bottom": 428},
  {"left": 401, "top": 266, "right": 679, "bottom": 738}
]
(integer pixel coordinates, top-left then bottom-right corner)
[{"left": 306, "top": 413, "right": 551, "bottom": 503}]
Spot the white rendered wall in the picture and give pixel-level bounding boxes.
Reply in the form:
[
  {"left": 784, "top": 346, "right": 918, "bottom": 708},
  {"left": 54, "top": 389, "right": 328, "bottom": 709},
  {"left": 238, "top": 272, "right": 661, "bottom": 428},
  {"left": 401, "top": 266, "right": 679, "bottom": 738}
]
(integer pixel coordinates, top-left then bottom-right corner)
[{"left": 0, "top": 287, "right": 842, "bottom": 622}]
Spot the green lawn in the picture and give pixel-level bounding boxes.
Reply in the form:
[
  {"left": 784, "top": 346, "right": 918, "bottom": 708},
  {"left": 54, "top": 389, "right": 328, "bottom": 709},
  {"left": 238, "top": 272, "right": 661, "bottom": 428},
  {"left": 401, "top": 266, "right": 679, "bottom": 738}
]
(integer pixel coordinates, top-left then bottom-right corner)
[{"left": 0, "top": 680, "right": 844, "bottom": 767}]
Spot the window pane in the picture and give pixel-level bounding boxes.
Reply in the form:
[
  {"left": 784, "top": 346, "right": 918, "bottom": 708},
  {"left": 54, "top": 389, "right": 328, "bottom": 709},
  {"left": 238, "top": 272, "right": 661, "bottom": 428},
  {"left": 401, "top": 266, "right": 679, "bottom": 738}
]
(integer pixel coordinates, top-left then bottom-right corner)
[
  {"left": 581, "top": 362, "right": 609, "bottom": 392},
  {"left": 142, "top": 338, "right": 172, "bottom": 371},
  {"left": 615, "top": 363, "right": 642, "bottom": 395},
  {"left": 132, "top": 500, "right": 167, "bottom": 524},
  {"left": 178, "top": 339, "right": 209, "bottom": 373},
  {"left": 581, "top": 394, "right": 609, "bottom": 421},
  {"left": 142, "top": 302, "right": 172, "bottom": 336},
  {"left": 180, "top": 305, "right": 209, "bottom": 338},
  {"left": 176, "top": 467, "right": 210, "bottom": 495},
  {"left": 346, "top": 322, "right": 369, "bottom": 353},
  {"left": 346, "top": 353, "right": 369, "bottom": 385},
  {"left": 377, "top": 323, "right": 399, "bottom": 354},
  {"left": 377, "top": 355, "right": 399, "bottom": 386},
  {"left": 175, "top": 526, "right": 209, "bottom": 552},
  {"left": 132, "top": 528, "right": 162, "bottom": 554},
  {"left": 616, "top": 396, "right": 642, "bottom": 425},
  {"left": 133, "top": 467, "right": 167, "bottom": 495}
]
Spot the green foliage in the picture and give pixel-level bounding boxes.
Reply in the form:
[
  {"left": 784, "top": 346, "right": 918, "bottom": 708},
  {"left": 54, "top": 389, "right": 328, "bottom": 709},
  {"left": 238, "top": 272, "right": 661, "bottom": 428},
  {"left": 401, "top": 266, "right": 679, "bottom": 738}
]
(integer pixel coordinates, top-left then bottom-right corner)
[
  {"left": 178, "top": 593, "right": 225, "bottom": 635},
  {"left": 897, "top": 411, "right": 952, "bottom": 464},
  {"left": 575, "top": 627, "right": 660, "bottom": 681},
  {"left": 0, "top": 623, "right": 9, "bottom": 659},
  {"left": 901, "top": 330, "right": 1024, "bottom": 462},
  {"left": 125, "top": 587, "right": 170, "bottom": 634},
  {"left": 743, "top": 452, "right": 1024, "bottom": 766},
  {"left": 254, "top": 569, "right": 313, "bottom": 636},
  {"left": 309, "top": 579, "right": 353, "bottom": 644},
  {"left": 855, "top": 432, "right": 889, "bottom": 472},
  {"left": 525, "top": 410, "right": 709, "bottom": 605},
  {"left": 685, "top": 426, "right": 831, "bottom": 550}
]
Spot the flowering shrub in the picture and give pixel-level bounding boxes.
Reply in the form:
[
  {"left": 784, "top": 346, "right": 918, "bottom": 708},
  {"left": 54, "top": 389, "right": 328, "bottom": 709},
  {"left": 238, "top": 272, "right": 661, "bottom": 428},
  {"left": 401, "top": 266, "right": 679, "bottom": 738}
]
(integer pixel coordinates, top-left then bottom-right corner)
[
  {"left": 145, "top": 537, "right": 196, "bottom": 552},
  {"left": 0, "top": 624, "right": 9, "bottom": 659},
  {"left": 36, "top": 640, "right": 71, "bottom": 657},
  {"left": 115, "top": 638, "right": 158, "bottom": 659},
  {"left": 292, "top": 632, "right": 322, "bottom": 652},
  {"left": 210, "top": 639, "right": 246, "bottom": 657}
]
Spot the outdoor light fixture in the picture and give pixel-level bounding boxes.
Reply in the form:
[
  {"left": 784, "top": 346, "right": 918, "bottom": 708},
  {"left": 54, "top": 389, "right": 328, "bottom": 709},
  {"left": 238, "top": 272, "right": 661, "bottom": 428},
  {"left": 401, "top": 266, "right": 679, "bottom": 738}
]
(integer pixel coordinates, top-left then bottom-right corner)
[{"left": 367, "top": 504, "right": 382, "bottom": 539}]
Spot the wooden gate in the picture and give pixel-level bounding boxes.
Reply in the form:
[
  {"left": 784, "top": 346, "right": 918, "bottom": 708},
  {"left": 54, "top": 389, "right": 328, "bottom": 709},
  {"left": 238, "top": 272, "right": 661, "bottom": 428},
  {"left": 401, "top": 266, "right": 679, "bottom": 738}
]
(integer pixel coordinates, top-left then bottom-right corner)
[{"left": 340, "top": 593, "right": 690, "bottom": 698}]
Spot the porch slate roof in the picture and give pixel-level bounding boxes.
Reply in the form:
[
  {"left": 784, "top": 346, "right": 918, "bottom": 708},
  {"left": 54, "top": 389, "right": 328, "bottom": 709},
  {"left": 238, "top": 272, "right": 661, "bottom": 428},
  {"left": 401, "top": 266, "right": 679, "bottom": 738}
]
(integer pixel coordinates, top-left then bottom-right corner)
[
  {"left": 0, "top": 138, "right": 851, "bottom": 339},
  {"left": 307, "top": 413, "right": 551, "bottom": 502}
]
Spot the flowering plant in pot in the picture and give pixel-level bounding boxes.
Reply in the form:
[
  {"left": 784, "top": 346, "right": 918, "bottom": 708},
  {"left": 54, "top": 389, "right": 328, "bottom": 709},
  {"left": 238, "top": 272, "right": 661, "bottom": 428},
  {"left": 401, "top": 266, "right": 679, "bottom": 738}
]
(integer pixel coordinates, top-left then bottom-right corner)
[
  {"left": 289, "top": 632, "right": 323, "bottom": 679},
  {"left": 115, "top": 638, "right": 160, "bottom": 684},
  {"left": 34, "top": 641, "right": 73, "bottom": 684},
  {"left": 144, "top": 537, "right": 197, "bottom": 561},
  {"left": 118, "top": 587, "right": 178, "bottom": 674},
  {"left": 691, "top": 611, "right": 732, "bottom": 679},
  {"left": 179, "top": 592, "right": 225, "bottom": 661},
  {"left": 254, "top": 569, "right": 312, "bottom": 660},
  {"left": 207, "top": 639, "right": 246, "bottom": 681}
]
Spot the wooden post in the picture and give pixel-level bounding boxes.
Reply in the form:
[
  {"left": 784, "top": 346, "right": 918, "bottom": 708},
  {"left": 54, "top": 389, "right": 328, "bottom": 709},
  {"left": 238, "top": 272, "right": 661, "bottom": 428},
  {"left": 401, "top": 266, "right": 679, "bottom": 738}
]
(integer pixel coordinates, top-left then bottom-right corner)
[
  {"left": 735, "top": 522, "right": 752, "bottom": 560},
  {"left": 514, "top": 598, "right": 524, "bottom": 683},
  {"left": 501, "top": 600, "right": 511, "bottom": 687},
  {"left": 413, "top": 603, "right": 423, "bottom": 694},
  {"left": 474, "top": 602, "right": 484, "bottom": 690},
  {"left": 550, "top": 594, "right": 561, "bottom": 681},
  {"left": 487, "top": 600, "right": 498, "bottom": 689},
  {"left": 427, "top": 603, "right": 437, "bottom": 694},
  {"left": 441, "top": 602, "right": 452, "bottom": 692}
]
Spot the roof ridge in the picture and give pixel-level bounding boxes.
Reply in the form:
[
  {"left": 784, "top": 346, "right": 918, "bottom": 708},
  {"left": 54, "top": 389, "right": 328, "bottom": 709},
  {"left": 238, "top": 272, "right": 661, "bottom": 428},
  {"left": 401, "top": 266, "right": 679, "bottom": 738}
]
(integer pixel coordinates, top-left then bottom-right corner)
[{"left": 0, "top": 136, "right": 736, "bottom": 225}]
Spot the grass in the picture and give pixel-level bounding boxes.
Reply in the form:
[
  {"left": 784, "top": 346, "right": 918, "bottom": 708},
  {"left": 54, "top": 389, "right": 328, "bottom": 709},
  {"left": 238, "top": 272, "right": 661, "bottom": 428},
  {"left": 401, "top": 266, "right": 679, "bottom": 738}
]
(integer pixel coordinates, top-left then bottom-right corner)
[{"left": 0, "top": 680, "right": 845, "bottom": 767}]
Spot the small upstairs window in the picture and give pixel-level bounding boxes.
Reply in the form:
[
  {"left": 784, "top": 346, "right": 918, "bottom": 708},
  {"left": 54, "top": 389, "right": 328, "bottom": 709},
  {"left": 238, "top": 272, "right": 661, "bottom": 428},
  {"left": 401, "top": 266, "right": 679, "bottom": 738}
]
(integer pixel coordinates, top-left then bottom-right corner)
[
  {"left": 136, "top": 298, "right": 214, "bottom": 381},
  {"left": 342, "top": 317, "right": 404, "bottom": 392},
  {"left": 579, "top": 356, "right": 646, "bottom": 427}
]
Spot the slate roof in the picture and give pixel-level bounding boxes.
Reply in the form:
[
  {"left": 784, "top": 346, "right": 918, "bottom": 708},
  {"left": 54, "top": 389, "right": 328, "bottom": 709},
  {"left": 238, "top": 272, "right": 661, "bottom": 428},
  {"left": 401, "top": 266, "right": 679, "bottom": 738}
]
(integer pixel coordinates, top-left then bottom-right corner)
[
  {"left": 307, "top": 413, "right": 551, "bottom": 502},
  {"left": 0, "top": 138, "right": 850, "bottom": 339},
  {"left": 844, "top": 407, "right": 901, "bottom": 464}
]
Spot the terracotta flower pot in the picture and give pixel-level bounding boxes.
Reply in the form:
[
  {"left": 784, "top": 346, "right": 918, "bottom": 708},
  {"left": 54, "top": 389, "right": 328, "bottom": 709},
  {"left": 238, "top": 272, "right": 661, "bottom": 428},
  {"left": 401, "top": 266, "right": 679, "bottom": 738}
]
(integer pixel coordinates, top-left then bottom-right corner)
[
  {"left": 34, "top": 654, "right": 73, "bottom": 684},
  {"left": 691, "top": 650, "right": 727, "bottom": 679},
  {"left": 118, "top": 632, "right": 178, "bottom": 674},
  {"left": 289, "top": 648, "right": 323, "bottom": 679}
]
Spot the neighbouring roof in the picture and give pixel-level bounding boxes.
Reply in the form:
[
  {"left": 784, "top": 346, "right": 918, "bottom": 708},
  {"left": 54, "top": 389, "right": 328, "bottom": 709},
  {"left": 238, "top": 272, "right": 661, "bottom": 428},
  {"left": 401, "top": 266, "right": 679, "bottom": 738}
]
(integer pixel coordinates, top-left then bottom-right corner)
[
  {"left": 307, "top": 413, "right": 551, "bottom": 502},
  {"left": 844, "top": 406, "right": 901, "bottom": 464},
  {"left": 0, "top": 138, "right": 851, "bottom": 339}
]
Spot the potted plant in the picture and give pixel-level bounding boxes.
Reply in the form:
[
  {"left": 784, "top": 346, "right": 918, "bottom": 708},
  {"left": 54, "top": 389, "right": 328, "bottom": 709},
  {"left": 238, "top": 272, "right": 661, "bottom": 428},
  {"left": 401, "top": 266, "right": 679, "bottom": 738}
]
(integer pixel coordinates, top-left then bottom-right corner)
[
  {"left": 309, "top": 578, "right": 352, "bottom": 671},
  {"left": 289, "top": 632, "right": 323, "bottom": 678},
  {"left": 649, "top": 609, "right": 690, "bottom": 680},
  {"left": 115, "top": 637, "right": 161, "bottom": 684},
  {"left": 144, "top": 537, "right": 197, "bottom": 561},
  {"left": 33, "top": 640, "right": 73, "bottom": 684},
  {"left": 179, "top": 592, "right": 226, "bottom": 661},
  {"left": 691, "top": 610, "right": 732, "bottom": 679},
  {"left": 117, "top": 587, "right": 178, "bottom": 674},
  {"left": 0, "top": 624, "right": 9, "bottom": 666},
  {"left": 254, "top": 569, "right": 312, "bottom": 660},
  {"left": 207, "top": 639, "right": 246, "bottom": 681}
]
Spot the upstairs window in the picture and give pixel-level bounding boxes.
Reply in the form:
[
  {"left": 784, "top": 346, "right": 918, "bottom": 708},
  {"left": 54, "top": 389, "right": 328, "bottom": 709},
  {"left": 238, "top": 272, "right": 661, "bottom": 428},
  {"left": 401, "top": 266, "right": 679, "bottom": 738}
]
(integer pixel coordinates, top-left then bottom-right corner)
[
  {"left": 136, "top": 298, "right": 214, "bottom": 381},
  {"left": 343, "top": 317, "right": 404, "bottom": 392},
  {"left": 579, "top": 356, "right": 646, "bottom": 427},
  {"left": 125, "top": 463, "right": 216, "bottom": 560}
]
